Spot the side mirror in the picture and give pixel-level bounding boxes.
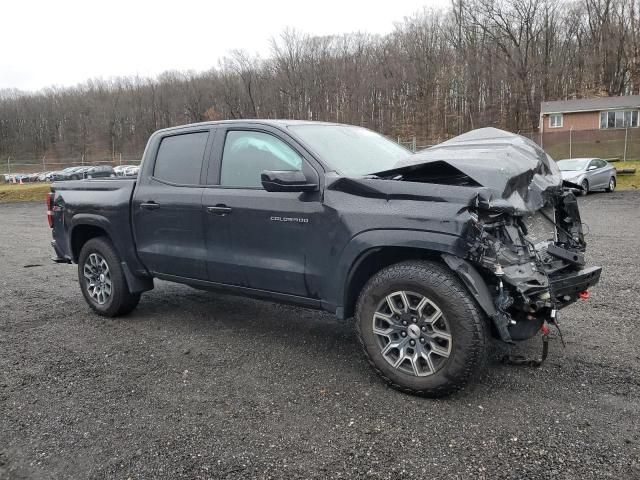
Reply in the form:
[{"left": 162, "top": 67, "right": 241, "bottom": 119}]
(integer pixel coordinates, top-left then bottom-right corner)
[
  {"left": 261, "top": 170, "right": 318, "bottom": 192},
  {"left": 588, "top": 165, "right": 598, "bottom": 171}
]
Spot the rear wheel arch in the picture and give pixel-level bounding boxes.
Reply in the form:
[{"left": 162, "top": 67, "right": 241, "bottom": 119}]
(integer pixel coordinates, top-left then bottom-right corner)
[
  {"left": 71, "top": 224, "right": 111, "bottom": 262},
  {"left": 606, "top": 176, "right": 616, "bottom": 192}
]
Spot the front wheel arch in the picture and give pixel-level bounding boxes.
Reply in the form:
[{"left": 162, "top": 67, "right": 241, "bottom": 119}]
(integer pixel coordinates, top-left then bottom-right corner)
[
  {"left": 580, "top": 178, "right": 589, "bottom": 195},
  {"left": 343, "top": 246, "right": 444, "bottom": 319}
]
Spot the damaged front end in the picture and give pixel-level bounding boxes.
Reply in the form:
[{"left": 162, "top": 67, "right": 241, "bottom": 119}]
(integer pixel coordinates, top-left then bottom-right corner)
[
  {"left": 465, "top": 190, "right": 600, "bottom": 342},
  {"left": 373, "top": 127, "right": 602, "bottom": 343}
]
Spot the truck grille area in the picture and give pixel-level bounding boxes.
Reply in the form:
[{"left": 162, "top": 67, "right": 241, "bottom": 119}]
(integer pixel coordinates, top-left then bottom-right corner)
[{"left": 523, "top": 206, "right": 556, "bottom": 244}]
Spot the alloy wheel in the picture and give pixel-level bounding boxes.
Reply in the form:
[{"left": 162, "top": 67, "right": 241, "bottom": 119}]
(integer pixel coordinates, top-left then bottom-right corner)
[
  {"left": 372, "top": 291, "right": 452, "bottom": 377},
  {"left": 83, "top": 253, "right": 112, "bottom": 305}
]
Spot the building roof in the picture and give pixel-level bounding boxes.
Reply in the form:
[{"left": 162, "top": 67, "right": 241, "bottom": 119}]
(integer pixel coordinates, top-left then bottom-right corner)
[{"left": 540, "top": 95, "right": 640, "bottom": 114}]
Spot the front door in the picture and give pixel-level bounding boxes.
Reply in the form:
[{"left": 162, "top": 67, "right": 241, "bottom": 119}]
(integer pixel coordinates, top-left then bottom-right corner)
[
  {"left": 132, "top": 130, "right": 212, "bottom": 280},
  {"left": 203, "top": 127, "right": 323, "bottom": 296}
]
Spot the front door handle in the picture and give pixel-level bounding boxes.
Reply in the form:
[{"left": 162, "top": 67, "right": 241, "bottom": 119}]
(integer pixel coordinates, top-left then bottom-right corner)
[
  {"left": 206, "top": 205, "right": 232, "bottom": 216},
  {"left": 140, "top": 202, "right": 160, "bottom": 210}
]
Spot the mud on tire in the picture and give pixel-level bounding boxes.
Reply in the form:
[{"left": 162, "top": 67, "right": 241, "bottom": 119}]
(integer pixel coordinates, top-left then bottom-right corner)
[{"left": 356, "top": 260, "right": 488, "bottom": 397}]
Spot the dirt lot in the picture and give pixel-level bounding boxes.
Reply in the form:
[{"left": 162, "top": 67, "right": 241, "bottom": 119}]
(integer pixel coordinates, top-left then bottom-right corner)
[{"left": 1, "top": 193, "right": 639, "bottom": 479}]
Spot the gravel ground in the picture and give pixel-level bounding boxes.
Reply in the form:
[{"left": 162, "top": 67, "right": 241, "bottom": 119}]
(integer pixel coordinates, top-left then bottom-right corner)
[{"left": 1, "top": 192, "right": 639, "bottom": 479}]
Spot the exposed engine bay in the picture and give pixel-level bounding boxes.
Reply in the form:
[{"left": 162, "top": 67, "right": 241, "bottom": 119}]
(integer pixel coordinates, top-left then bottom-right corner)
[{"left": 465, "top": 190, "right": 597, "bottom": 341}]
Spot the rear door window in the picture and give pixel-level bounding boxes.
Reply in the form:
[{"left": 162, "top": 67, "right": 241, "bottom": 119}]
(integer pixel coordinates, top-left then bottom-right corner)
[{"left": 154, "top": 132, "right": 209, "bottom": 185}]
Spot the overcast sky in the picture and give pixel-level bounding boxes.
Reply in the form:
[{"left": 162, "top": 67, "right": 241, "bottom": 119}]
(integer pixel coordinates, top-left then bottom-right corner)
[{"left": 1, "top": 0, "right": 447, "bottom": 92}]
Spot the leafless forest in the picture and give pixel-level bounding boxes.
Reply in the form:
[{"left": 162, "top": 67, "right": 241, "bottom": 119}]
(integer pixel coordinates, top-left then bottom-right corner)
[{"left": 1, "top": 0, "right": 639, "bottom": 163}]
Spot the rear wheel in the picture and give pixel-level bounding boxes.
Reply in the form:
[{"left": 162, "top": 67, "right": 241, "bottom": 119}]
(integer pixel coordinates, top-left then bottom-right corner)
[
  {"left": 580, "top": 179, "right": 589, "bottom": 196},
  {"left": 78, "top": 237, "right": 140, "bottom": 317},
  {"left": 356, "top": 261, "right": 487, "bottom": 397},
  {"left": 605, "top": 177, "right": 616, "bottom": 192}
]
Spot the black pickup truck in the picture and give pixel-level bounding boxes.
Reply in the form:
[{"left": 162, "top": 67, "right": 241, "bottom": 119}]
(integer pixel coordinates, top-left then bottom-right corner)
[{"left": 48, "top": 121, "right": 601, "bottom": 397}]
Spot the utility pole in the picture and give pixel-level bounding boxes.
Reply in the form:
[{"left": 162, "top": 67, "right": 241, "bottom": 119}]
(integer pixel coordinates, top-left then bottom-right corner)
[{"left": 569, "top": 126, "right": 573, "bottom": 159}]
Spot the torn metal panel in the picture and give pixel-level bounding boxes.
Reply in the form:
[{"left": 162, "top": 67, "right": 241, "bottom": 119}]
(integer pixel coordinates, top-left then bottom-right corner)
[{"left": 371, "top": 127, "right": 563, "bottom": 214}]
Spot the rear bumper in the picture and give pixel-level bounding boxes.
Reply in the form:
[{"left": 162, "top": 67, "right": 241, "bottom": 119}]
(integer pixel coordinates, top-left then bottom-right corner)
[
  {"left": 550, "top": 266, "right": 601, "bottom": 302},
  {"left": 50, "top": 240, "right": 71, "bottom": 263}
]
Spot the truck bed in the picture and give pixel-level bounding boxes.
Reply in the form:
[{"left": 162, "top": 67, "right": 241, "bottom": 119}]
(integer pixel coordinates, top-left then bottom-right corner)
[{"left": 50, "top": 178, "right": 148, "bottom": 282}]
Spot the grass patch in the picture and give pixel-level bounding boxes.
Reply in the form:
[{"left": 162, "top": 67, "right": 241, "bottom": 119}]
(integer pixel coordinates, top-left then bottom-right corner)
[
  {"left": 613, "top": 160, "right": 639, "bottom": 190},
  {"left": 0, "top": 183, "right": 51, "bottom": 203}
]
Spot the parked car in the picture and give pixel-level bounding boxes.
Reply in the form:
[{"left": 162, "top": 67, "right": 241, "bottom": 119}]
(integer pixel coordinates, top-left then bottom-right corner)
[
  {"left": 114, "top": 165, "right": 137, "bottom": 176},
  {"left": 48, "top": 122, "right": 601, "bottom": 397},
  {"left": 557, "top": 158, "right": 617, "bottom": 195},
  {"left": 50, "top": 166, "right": 89, "bottom": 181},
  {"left": 84, "top": 165, "right": 116, "bottom": 179},
  {"left": 11, "top": 173, "right": 31, "bottom": 183},
  {"left": 38, "top": 171, "right": 57, "bottom": 182},
  {"left": 50, "top": 167, "right": 80, "bottom": 181}
]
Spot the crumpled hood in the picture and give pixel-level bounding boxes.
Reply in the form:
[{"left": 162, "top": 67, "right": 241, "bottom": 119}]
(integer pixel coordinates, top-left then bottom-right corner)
[{"left": 371, "top": 127, "right": 563, "bottom": 214}]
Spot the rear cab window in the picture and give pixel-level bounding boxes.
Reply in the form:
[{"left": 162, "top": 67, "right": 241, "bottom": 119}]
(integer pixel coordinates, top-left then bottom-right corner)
[{"left": 153, "top": 131, "right": 209, "bottom": 185}]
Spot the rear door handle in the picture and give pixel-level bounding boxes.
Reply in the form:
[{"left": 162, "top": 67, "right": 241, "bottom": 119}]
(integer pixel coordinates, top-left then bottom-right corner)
[
  {"left": 206, "top": 205, "right": 232, "bottom": 216},
  {"left": 140, "top": 202, "right": 160, "bottom": 210}
]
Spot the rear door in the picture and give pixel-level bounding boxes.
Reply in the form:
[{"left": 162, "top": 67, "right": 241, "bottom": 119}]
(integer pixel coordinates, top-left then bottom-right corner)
[
  {"left": 132, "top": 129, "right": 214, "bottom": 280},
  {"left": 202, "top": 124, "right": 323, "bottom": 296}
]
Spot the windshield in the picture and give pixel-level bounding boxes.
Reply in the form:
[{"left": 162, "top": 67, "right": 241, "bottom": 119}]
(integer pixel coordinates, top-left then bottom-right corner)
[
  {"left": 288, "top": 124, "right": 410, "bottom": 176},
  {"left": 557, "top": 159, "right": 590, "bottom": 171}
]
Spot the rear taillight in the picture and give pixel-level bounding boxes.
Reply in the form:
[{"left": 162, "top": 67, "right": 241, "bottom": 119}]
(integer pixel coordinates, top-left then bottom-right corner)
[{"left": 46, "top": 192, "right": 54, "bottom": 228}]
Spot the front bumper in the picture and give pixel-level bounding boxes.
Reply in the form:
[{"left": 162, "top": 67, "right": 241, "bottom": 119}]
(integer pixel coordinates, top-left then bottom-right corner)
[{"left": 549, "top": 266, "right": 601, "bottom": 303}]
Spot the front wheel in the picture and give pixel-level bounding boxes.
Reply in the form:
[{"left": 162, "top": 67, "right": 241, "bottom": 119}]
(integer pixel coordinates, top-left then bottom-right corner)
[
  {"left": 605, "top": 177, "right": 616, "bottom": 192},
  {"left": 78, "top": 237, "right": 141, "bottom": 317},
  {"left": 356, "top": 261, "right": 487, "bottom": 397},
  {"left": 580, "top": 179, "right": 589, "bottom": 196}
]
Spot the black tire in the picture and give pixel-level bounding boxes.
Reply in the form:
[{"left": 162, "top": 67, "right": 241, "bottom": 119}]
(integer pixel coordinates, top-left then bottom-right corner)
[
  {"left": 605, "top": 176, "right": 616, "bottom": 192},
  {"left": 77, "top": 237, "right": 141, "bottom": 317},
  {"left": 356, "top": 260, "right": 487, "bottom": 397},
  {"left": 580, "top": 179, "right": 589, "bottom": 196}
]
